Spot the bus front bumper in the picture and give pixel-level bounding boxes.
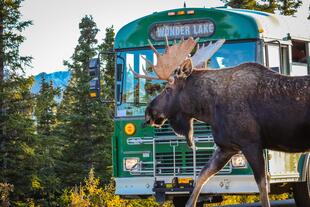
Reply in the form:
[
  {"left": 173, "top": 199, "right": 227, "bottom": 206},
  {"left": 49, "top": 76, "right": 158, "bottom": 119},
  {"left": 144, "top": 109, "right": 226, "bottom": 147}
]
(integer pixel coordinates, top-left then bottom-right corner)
[{"left": 115, "top": 175, "right": 259, "bottom": 195}]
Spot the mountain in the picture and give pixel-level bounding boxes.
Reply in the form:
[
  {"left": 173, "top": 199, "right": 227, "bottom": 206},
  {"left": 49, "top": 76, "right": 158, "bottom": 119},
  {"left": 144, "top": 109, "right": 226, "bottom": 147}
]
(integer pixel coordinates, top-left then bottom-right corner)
[{"left": 32, "top": 71, "right": 71, "bottom": 101}]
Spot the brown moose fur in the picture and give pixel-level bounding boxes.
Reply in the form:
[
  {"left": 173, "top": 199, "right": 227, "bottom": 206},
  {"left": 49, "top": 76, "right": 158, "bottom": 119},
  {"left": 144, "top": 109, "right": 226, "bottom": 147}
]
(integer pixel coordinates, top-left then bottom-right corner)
[{"left": 144, "top": 62, "right": 310, "bottom": 207}]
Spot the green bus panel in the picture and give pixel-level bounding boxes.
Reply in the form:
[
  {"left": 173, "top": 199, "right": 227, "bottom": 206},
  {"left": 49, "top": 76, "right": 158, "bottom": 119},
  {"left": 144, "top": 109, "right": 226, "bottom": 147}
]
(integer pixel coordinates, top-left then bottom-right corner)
[
  {"left": 115, "top": 8, "right": 260, "bottom": 49},
  {"left": 112, "top": 119, "right": 254, "bottom": 178}
]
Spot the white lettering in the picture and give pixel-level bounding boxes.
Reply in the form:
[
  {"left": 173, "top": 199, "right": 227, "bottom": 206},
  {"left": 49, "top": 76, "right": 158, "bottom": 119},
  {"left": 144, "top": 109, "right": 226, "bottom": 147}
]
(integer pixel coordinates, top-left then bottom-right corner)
[
  {"left": 185, "top": 26, "right": 190, "bottom": 36},
  {"left": 180, "top": 26, "right": 185, "bottom": 35},
  {"left": 209, "top": 23, "right": 214, "bottom": 33},
  {"left": 193, "top": 25, "right": 198, "bottom": 35},
  {"left": 154, "top": 21, "right": 215, "bottom": 39},
  {"left": 175, "top": 27, "right": 180, "bottom": 36},
  {"left": 169, "top": 27, "right": 175, "bottom": 36},
  {"left": 164, "top": 27, "right": 169, "bottom": 36},
  {"left": 198, "top": 25, "right": 203, "bottom": 34},
  {"left": 156, "top": 27, "right": 165, "bottom": 37},
  {"left": 203, "top": 24, "right": 209, "bottom": 33}
]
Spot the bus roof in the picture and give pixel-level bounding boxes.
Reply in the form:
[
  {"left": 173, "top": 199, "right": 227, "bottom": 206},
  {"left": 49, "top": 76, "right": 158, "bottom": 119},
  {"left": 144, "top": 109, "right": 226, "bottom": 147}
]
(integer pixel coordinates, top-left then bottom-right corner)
[
  {"left": 223, "top": 8, "right": 310, "bottom": 42},
  {"left": 114, "top": 7, "right": 310, "bottom": 50}
]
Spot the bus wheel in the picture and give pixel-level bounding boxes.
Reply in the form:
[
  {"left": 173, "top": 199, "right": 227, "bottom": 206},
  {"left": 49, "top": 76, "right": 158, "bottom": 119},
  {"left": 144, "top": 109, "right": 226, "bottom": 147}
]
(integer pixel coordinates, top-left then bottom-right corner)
[
  {"left": 293, "top": 164, "right": 310, "bottom": 207},
  {"left": 172, "top": 196, "right": 204, "bottom": 207}
]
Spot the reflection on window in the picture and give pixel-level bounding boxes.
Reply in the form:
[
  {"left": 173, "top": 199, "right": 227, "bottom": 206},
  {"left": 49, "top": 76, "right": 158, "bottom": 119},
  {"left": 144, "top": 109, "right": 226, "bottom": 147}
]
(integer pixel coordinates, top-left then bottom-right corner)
[
  {"left": 125, "top": 53, "right": 134, "bottom": 102},
  {"left": 209, "top": 42, "right": 256, "bottom": 68},
  {"left": 139, "top": 55, "right": 147, "bottom": 103},
  {"left": 292, "top": 40, "right": 307, "bottom": 64},
  {"left": 153, "top": 52, "right": 157, "bottom": 65}
]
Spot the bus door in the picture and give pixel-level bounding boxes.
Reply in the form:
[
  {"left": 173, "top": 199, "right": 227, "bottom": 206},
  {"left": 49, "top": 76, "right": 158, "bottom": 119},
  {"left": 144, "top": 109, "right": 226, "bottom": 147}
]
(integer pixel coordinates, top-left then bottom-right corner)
[{"left": 264, "top": 41, "right": 301, "bottom": 182}]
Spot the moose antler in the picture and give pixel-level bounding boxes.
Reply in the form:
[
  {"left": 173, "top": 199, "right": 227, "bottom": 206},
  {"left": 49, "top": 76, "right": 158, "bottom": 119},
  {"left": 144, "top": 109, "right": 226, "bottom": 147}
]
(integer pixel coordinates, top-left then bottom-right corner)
[
  {"left": 129, "top": 37, "right": 198, "bottom": 81},
  {"left": 191, "top": 39, "right": 225, "bottom": 71}
]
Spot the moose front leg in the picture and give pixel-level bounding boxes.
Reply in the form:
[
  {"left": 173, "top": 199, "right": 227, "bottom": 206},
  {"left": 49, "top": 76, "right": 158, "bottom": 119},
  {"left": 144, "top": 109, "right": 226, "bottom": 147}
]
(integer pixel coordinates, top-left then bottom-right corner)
[
  {"left": 242, "top": 144, "right": 270, "bottom": 207},
  {"left": 186, "top": 147, "right": 236, "bottom": 207}
]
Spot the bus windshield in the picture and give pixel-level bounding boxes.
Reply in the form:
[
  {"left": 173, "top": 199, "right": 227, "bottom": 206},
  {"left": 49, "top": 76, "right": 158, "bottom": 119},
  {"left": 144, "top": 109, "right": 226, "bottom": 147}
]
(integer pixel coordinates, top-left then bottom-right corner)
[{"left": 116, "top": 41, "right": 257, "bottom": 117}]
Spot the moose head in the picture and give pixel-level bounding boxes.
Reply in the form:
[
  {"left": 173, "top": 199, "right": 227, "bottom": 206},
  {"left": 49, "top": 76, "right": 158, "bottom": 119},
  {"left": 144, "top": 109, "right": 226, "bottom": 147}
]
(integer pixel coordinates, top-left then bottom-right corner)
[{"left": 129, "top": 37, "right": 225, "bottom": 147}]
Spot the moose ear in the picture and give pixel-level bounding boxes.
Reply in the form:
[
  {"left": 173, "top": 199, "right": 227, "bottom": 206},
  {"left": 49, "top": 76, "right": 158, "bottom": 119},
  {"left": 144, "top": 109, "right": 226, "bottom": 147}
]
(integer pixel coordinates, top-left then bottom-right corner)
[{"left": 175, "top": 59, "right": 193, "bottom": 79}]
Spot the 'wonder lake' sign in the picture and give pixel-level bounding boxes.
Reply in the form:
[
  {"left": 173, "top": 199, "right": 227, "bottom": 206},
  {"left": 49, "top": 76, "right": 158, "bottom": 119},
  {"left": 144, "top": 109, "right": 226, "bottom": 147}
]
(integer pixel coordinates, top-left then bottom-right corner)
[{"left": 150, "top": 20, "right": 215, "bottom": 41}]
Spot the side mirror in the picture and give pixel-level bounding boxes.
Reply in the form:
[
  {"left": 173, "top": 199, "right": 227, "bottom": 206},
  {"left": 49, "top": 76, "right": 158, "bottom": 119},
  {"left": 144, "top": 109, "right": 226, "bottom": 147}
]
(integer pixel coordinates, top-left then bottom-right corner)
[{"left": 88, "top": 58, "right": 100, "bottom": 98}]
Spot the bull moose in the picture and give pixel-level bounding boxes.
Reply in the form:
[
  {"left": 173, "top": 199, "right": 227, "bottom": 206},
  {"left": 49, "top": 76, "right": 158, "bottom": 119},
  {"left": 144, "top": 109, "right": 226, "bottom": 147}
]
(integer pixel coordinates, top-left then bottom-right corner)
[{"left": 129, "top": 37, "right": 310, "bottom": 207}]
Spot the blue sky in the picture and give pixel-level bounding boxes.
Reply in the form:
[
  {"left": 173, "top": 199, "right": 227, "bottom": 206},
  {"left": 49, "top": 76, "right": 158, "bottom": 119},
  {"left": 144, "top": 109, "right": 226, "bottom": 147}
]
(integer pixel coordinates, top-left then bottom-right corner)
[{"left": 20, "top": 0, "right": 309, "bottom": 76}]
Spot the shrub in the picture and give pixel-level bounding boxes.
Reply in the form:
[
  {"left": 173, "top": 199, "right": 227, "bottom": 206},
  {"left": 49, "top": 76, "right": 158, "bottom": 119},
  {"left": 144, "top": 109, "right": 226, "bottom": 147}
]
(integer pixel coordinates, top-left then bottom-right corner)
[
  {"left": 0, "top": 183, "right": 14, "bottom": 207},
  {"left": 59, "top": 168, "right": 167, "bottom": 207}
]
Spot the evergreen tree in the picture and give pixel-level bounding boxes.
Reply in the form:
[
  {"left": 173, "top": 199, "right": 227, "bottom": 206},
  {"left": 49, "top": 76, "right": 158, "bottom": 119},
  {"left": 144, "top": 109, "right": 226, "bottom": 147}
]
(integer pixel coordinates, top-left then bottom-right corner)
[
  {"left": 278, "top": 0, "right": 302, "bottom": 16},
  {"left": 0, "top": 0, "right": 39, "bottom": 202},
  {"left": 34, "top": 75, "right": 63, "bottom": 204},
  {"left": 57, "top": 15, "right": 112, "bottom": 187},
  {"left": 99, "top": 26, "right": 115, "bottom": 101},
  {"left": 35, "top": 74, "right": 60, "bottom": 135},
  {"left": 222, "top": 0, "right": 302, "bottom": 15},
  {"left": 257, "top": 0, "right": 278, "bottom": 13},
  {"left": 222, "top": 0, "right": 257, "bottom": 10},
  {"left": 222, "top": 0, "right": 277, "bottom": 12}
]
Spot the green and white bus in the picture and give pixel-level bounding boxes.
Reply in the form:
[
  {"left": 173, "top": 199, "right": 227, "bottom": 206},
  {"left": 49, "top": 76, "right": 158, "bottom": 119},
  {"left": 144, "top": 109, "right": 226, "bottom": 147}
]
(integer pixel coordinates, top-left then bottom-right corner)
[{"left": 112, "top": 6, "right": 310, "bottom": 206}]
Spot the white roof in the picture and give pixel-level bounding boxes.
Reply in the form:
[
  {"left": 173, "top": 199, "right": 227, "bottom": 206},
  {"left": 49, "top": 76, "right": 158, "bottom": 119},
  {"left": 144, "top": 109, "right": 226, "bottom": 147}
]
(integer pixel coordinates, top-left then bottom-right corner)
[{"left": 219, "top": 8, "right": 310, "bottom": 41}]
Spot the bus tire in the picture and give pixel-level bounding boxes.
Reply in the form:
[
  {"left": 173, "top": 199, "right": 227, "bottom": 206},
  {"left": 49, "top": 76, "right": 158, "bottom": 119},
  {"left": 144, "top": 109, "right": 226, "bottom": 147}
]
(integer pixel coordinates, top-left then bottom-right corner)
[
  {"left": 172, "top": 196, "right": 204, "bottom": 207},
  {"left": 293, "top": 163, "right": 310, "bottom": 207}
]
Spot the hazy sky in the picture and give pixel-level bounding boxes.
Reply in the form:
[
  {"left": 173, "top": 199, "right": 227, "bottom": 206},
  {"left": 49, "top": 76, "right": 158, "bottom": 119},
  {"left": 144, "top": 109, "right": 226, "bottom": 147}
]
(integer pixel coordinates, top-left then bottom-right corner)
[{"left": 20, "top": 0, "right": 309, "bottom": 76}]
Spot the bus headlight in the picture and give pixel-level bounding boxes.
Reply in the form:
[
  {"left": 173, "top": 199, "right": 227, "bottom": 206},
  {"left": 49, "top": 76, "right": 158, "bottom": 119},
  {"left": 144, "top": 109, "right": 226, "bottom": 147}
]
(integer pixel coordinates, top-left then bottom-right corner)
[
  {"left": 231, "top": 154, "right": 247, "bottom": 168},
  {"left": 124, "top": 158, "right": 139, "bottom": 171}
]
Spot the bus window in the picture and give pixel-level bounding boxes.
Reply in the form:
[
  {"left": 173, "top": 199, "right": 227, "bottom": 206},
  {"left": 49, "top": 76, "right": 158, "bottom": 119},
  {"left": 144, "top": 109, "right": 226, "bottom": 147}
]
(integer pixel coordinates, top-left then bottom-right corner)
[
  {"left": 266, "top": 44, "right": 281, "bottom": 73},
  {"left": 117, "top": 41, "right": 256, "bottom": 117},
  {"left": 291, "top": 40, "right": 308, "bottom": 76},
  {"left": 209, "top": 41, "right": 256, "bottom": 68},
  {"left": 125, "top": 53, "right": 134, "bottom": 103},
  {"left": 292, "top": 40, "right": 307, "bottom": 64},
  {"left": 281, "top": 46, "right": 289, "bottom": 75}
]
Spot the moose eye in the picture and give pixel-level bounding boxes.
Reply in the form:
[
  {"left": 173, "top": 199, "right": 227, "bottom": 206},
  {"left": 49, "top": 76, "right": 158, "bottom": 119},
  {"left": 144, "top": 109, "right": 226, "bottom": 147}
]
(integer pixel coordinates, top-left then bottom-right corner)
[{"left": 165, "top": 87, "right": 172, "bottom": 93}]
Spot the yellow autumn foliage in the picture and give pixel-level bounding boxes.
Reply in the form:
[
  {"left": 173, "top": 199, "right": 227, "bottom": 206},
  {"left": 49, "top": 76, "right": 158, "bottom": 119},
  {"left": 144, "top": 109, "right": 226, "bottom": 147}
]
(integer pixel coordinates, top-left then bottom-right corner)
[
  {"left": 60, "top": 168, "right": 167, "bottom": 207},
  {"left": 209, "top": 193, "right": 290, "bottom": 206}
]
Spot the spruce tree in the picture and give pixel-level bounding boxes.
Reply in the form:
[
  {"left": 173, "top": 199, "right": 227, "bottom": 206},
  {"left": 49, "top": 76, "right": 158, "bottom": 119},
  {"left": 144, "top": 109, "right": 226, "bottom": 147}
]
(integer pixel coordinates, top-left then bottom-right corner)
[
  {"left": 222, "top": 0, "right": 302, "bottom": 15},
  {"left": 222, "top": 0, "right": 258, "bottom": 10},
  {"left": 57, "top": 15, "right": 112, "bottom": 187},
  {"left": 34, "top": 75, "right": 62, "bottom": 204},
  {"left": 277, "top": 0, "right": 302, "bottom": 16},
  {"left": 257, "top": 0, "right": 278, "bottom": 13},
  {"left": 0, "top": 0, "right": 40, "bottom": 202},
  {"left": 35, "top": 74, "right": 60, "bottom": 136}
]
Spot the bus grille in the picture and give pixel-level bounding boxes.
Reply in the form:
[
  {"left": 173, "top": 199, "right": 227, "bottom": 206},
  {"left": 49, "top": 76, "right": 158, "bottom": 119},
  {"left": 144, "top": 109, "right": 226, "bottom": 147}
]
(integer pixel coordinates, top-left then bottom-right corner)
[
  {"left": 154, "top": 150, "right": 231, "bottom": 175},
  {"left": 130, "top": 121, "right": 232, "bottom": 176},
  {"left": 155, "top": 121, "right": 212, "bottom": 137}
]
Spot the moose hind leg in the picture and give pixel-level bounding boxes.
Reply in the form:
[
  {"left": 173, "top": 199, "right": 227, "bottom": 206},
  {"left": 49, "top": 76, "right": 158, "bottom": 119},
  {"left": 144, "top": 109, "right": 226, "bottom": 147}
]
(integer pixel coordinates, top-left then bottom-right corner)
[
  {"left": 242, "top": 144, "right": 270, "bottom": 207},
  {"left": 185, "top": 147, "right": 236, "bottom": 207}
]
